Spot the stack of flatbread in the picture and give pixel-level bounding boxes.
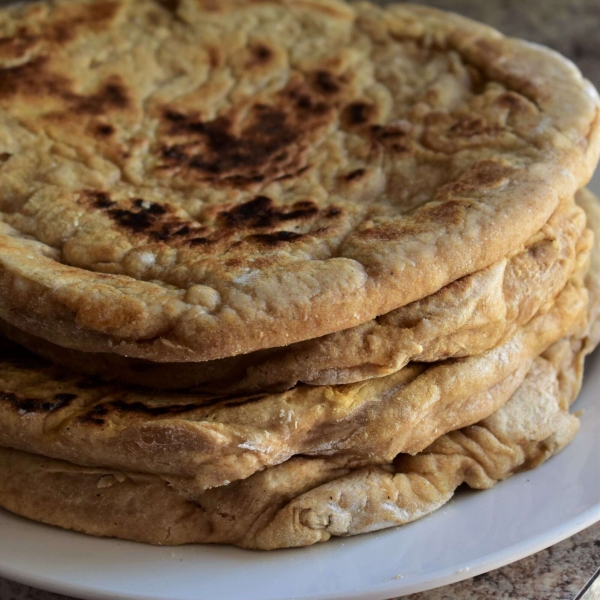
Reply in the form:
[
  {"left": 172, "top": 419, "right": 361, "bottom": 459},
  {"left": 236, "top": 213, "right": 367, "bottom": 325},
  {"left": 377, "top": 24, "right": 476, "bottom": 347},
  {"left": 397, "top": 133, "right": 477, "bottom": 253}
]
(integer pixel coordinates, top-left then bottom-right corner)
[{"left": 0, "top": 0, "right": 598, "bottom": 550}]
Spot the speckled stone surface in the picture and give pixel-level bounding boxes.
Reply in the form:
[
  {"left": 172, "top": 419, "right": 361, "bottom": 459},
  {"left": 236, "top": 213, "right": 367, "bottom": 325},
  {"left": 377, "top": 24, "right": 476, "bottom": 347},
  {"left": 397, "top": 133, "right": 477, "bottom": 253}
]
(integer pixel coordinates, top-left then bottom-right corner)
[{"left": 0, "top": 0, "right": 599, "bottom": 599}]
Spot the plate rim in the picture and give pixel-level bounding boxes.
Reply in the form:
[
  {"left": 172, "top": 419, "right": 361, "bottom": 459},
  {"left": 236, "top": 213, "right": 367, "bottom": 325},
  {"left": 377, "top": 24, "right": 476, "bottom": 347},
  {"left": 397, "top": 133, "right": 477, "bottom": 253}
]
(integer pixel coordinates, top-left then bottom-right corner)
[{"left": 1, "top": 505, "right": 600, "bottom": 600}]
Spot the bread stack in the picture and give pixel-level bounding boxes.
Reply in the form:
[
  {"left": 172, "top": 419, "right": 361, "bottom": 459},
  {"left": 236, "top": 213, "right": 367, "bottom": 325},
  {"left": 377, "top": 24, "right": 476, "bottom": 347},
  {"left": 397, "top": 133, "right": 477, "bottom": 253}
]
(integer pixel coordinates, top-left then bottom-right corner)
[{"left": 0, "top": 0, "right": 598, "bottom": 550}]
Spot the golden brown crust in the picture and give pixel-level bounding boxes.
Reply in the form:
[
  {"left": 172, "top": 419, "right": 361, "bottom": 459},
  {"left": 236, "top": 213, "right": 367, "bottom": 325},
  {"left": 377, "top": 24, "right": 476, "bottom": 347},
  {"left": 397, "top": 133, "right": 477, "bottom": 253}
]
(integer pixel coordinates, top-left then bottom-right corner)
[
  {"left": 0, "top": 0, "right": 597, "bottom": 361},
  {"left": 1, "top": 197, "right": 586, "bottom": 392}
]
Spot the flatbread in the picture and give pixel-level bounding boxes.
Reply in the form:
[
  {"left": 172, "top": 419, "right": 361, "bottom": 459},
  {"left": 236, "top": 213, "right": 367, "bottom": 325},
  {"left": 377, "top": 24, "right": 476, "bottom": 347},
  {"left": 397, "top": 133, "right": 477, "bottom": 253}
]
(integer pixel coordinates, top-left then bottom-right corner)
[
  {"left": 1, "top": 196, "right": 586, "bottom": 392},
  {"left": 0, "top": 343, "right": 582, "bottom": 549},
  {"left": 0, "top": 0, "right": 597, "bottom": 361},
  {"left": 0, "top": 273, "right": 587, "bottom": 492}
]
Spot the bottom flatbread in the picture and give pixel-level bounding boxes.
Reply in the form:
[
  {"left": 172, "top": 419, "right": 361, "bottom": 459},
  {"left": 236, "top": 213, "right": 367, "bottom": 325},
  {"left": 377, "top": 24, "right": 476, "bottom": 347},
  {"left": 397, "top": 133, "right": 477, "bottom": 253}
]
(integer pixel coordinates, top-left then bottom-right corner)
[{"left": 0, "top": 335, "right": 588, "bottom": 549}]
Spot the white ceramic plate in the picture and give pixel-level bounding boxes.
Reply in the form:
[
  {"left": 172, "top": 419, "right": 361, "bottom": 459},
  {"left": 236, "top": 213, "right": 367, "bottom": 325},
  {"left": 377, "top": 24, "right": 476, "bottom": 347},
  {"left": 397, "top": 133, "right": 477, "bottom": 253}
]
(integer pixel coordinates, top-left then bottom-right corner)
[{"left": 0, "top": 347, "right": 598, "bottom": 600}]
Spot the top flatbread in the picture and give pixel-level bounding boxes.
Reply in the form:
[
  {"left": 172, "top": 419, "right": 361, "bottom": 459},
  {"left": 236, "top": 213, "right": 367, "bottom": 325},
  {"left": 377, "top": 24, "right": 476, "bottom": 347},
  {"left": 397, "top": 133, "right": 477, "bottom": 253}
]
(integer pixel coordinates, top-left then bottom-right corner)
[{"left": 0, "top": 0, "right": 598, "bottom": 361}]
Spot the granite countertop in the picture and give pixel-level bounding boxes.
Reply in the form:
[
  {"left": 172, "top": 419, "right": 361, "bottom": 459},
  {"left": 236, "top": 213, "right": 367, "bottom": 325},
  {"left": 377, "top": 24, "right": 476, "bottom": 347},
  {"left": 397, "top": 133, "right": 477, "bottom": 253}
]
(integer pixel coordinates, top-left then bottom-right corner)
[{"left": 1, "top": 1, "right": 600, "bottom": 599}]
